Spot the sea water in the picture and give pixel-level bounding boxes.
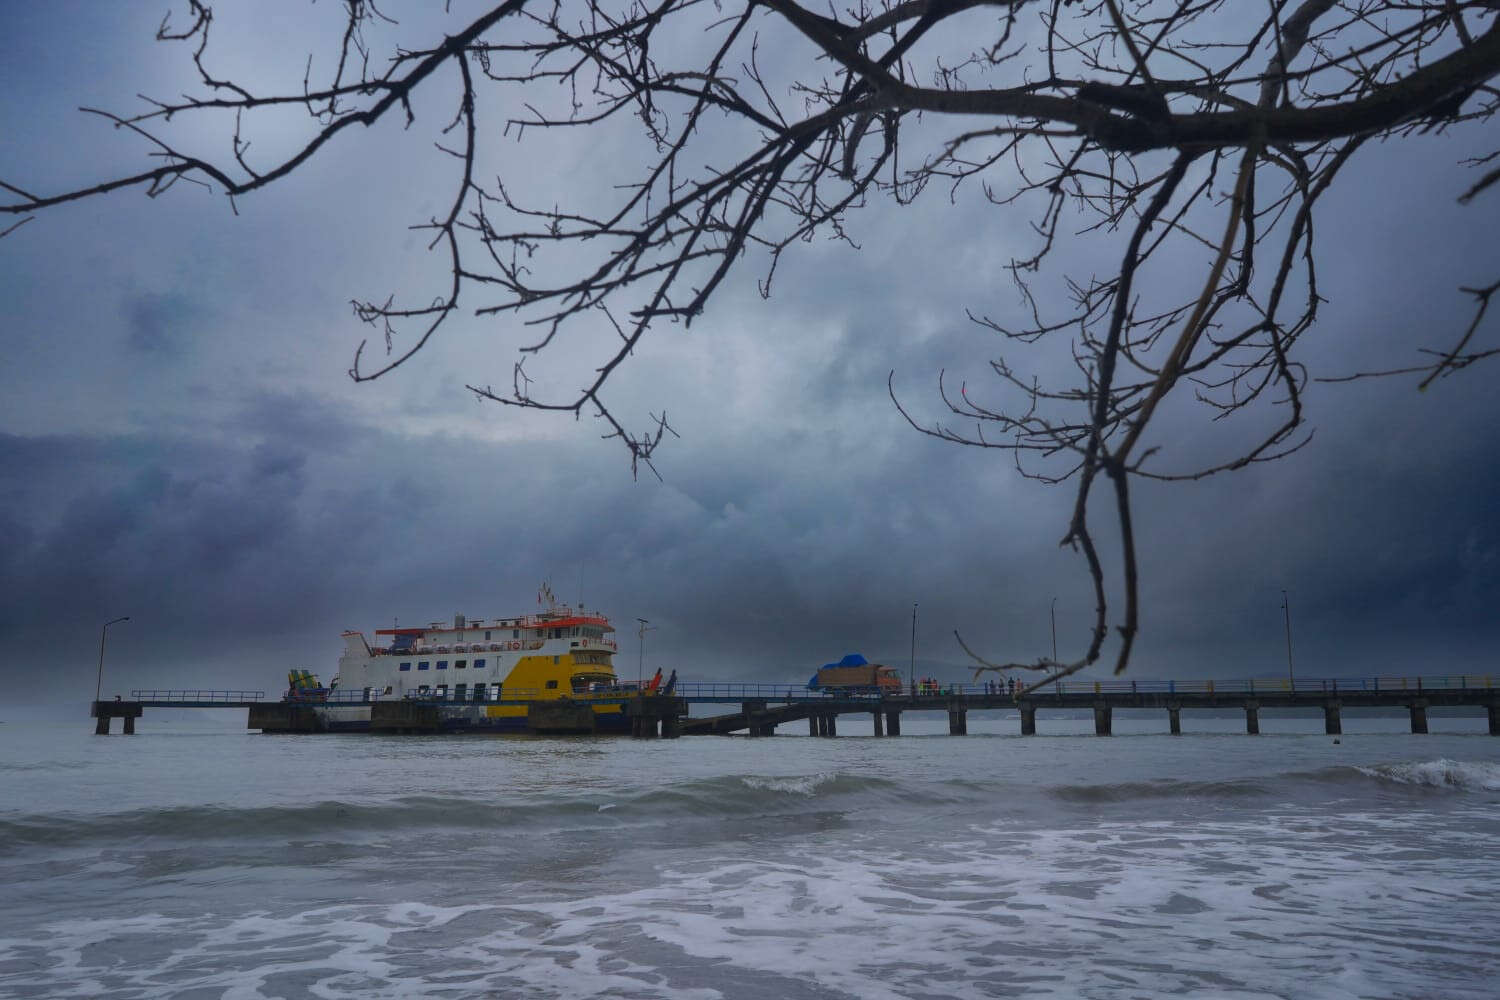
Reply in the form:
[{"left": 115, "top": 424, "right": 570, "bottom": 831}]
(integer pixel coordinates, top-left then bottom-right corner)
[{"left": 2, "top": 710, "right": 1499, "bottom": 999}]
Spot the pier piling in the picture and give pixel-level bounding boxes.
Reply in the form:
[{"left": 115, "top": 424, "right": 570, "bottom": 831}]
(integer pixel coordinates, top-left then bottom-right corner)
[
  {"left": 885, "top": 711, "right": 901, "bottom": 736},
  {"left": 1019, "top": 703, "right": 1036, "bottom": 736},
  {"left": 872, "top": 711, "right": 885, "bottom": 737},
  {"left": 1324, "top": 702, "right": 1342, "bottom": 736},
  {"left": 1245, "top": 701, "right": 1260, "bottom": 735},
  {"left": 1093, "top": 704, "right": 1112, "bottom": 736},
  {"left": 1409, "top": 701, "right": 1428, "bottom": 734},
  {"left": 947, "top": 708, "right": 967, "bottom": 735},
  {"left": 809, "top": 715, "right": 818, "bottom": 737},
  {"left": 90, "top": 700, "right": 143, "bottom": 735},
  {"left": 1168, "top": 704, "right": 1182, "bottom": 735}
]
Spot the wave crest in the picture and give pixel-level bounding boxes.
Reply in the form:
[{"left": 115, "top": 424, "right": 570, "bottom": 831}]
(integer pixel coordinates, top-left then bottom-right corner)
[
  {"left": 1355, "top": 758, "right": 1500, "bottom": 791},
  {"left": 739, "top": 772, "right": 841, "bottom": 796}
]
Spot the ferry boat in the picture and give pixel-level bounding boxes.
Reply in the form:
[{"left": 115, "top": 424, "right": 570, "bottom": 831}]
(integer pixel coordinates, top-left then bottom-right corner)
[{"left": 298, "top": 596, "right": 639, "bottom": 733}]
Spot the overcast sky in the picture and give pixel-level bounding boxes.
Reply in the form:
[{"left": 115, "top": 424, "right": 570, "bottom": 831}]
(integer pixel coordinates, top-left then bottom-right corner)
[{"left": 3, "top": 3, "right": 1497, "bottom": 707}]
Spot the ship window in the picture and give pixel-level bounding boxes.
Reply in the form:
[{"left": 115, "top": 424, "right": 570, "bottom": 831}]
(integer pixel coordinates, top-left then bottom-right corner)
[
  {"left": 418, "top": 661, "right": 430, "bottom": 671},
  {"left": 546, "top": 679, "right": 558, "bottom": 689},
  {"left": 513, "top": 629, "right": 520, "bottom": 639},
  {"left": 485, "top": 630, "right": 491, "bottom": 640},
  {"left": 399, "top": 661, "right": 412, "bottom": 672},
  {"left": 552, "top": 655, "right": 559, "bottom": 664},
  {"left": 454, "top": 684, "right": 467, "bottom": 700},
  {"left": 455, "top": 660, "right": 467, "bottom": 669},
  {"left": 437, "top": 660, "right": 448, "bottom": 670},
  {"left": 474, "top": 658, "right": 485, "bottom": 669}
]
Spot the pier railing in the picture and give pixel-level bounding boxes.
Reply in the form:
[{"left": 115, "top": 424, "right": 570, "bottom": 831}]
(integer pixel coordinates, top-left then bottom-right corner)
[
  {"left": 129, "top": 689, "right": 266, "bottom": 703},
  {"left": 313, "top": 676, "right": 1498, "bottom": 705},
  {"left": 1003, "top": 675, "right": 1496, "bottom": 696},
  {"left": 691, "top": 676, "right": 1497, "bottom": 698}
]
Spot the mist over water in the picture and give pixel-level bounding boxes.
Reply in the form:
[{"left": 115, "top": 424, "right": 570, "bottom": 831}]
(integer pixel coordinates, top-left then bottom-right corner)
[{"left": 3, "top": 713, "right": 1499, "bottom": 998}]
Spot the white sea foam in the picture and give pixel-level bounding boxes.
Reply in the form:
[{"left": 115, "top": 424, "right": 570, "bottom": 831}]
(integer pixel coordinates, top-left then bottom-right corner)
[
  {"left": 739, "top": 772, "right": 839, "bottom": 795},
  {"left": 6, "top": 805, "right": 1500, "bottom": 1000},
  {"left": 1354, "top": 758, "right": 1500, "bottom": 791}
]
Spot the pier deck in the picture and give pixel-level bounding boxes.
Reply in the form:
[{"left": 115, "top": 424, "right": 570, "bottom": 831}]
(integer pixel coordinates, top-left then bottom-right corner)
[{"left": 89, "top": 676, "right": 1500, "bottom": 737}]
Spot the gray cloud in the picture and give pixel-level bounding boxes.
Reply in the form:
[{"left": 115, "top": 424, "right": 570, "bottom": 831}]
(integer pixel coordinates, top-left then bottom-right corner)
[
  {"left": 2, "top": 6, "right": 1498, "bottom": 709},
  {"left": 124, "top": 292, "right": 204, "bottom": 356}
]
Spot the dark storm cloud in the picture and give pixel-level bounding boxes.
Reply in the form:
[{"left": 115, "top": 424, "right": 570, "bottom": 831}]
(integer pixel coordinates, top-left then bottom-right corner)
[
  {"left": 3, "top": 5, "right": 1498, "bottom": 707},
  {"left": 124, "top": 292, "right": 204, "bottom": 355}
]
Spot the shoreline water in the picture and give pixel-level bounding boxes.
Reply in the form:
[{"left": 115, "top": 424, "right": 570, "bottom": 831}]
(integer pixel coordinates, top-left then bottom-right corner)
[{"left": 4, "top": 718, "right": 1499, "bottom": 998}]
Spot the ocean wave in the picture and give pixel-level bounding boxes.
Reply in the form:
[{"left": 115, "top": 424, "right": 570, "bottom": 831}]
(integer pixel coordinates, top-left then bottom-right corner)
[
  {"left": 1046, "top": 778, "right": 1271, "bottom": 804},
  {"left": 739, "top": 772, "right": 842, "bottom": 795},
  {"left": 1353, "top": 758, "right": 1500, "bottom": 791},
  {"left": 1046, "top": 759, "right": 1500, "bottom": 805},
  {"left": 0, "top": 772, "right": 905, "bottom": 853}
]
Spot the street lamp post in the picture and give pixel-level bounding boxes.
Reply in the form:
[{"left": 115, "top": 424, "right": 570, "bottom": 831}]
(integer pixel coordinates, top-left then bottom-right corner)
[
  {"left": 636, "top": 618, "right": 655, "bottom": 689},
  {"left": 95, "top": 616, "right": 130, "bottom": 703},
  {"left": 1050, "top": 597, "right": 1058, "bottom": 663},
  {"left": 910, "top": 603, "right": 918, "bottom": 692},
  {"left": 1281, "top": 590, "right": 1295, "bottom": 691}
]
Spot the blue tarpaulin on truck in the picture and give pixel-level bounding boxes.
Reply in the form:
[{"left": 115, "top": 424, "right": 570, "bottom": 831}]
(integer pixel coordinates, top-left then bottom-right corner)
[{"left": 837, "top": 653, "right": 868, "bottom": 667}]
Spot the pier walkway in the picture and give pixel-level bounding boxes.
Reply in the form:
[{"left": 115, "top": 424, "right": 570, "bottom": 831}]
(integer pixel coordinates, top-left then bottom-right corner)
[
  {"left": 88, "top": 674, "right": 1500, "bottom": 736},
  {"left": 673, "top": 675, "right": 1500, "bottom": 738}
]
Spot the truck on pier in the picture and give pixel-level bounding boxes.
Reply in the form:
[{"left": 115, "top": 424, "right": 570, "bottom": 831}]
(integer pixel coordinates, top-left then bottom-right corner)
[{"left": 807, "top": 654, "right": 903, "bottom": 695}]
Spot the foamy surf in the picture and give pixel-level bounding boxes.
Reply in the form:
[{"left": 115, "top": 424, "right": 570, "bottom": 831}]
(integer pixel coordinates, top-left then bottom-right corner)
[
  {"left": 5, "top": 720, "right": 1500, "bottom": 997},
  {"left": 1355, "top": 758, "right": 1500, "bottom": 791},
  {"left": 739, "top": 772, "right": 841, "bottom": 795}
]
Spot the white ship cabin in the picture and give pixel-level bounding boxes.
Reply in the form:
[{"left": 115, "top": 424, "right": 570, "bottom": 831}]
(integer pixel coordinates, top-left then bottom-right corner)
[{"left": 333, "top": 608, "right": 619, "bottom": 700}]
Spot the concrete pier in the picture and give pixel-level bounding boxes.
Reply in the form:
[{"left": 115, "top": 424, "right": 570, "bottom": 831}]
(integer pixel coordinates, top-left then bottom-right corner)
[
  {"left": 251, "top": 703, "right": 328, "bottom": 733},
  {"left": 627, "top": 696, "right": 685, "bottom": 738},
  {"left": 743, "top": 700, "right": 768, "bottom": 737},
  {"left": 100, "top": 676, "right": 1500, "bottom": 739},
  {"left": 530, "top": 700, "right": 597, "bottom": 735},
  {"left": 90, "top": 700, "right": 142, "bottom": 735}
]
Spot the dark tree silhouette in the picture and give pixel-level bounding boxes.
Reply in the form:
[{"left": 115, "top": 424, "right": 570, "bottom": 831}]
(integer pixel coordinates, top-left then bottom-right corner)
[{"left": 4, "top": 1, "right": 1498, "bottom": 688}]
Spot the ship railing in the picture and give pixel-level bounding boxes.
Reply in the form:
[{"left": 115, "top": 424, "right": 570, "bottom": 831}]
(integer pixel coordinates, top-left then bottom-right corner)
[
  {"left": 129, "top": 689, "right": 266, "bottom": 703},
  {"left": 398, "top": 687, "right": 568, "bottom": 701},
  {"left": 319, "top": 689, "right": 375, "bottom": 702},
  {"left": 568, "top": 639, "right": 620, "bottom": 651}
]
